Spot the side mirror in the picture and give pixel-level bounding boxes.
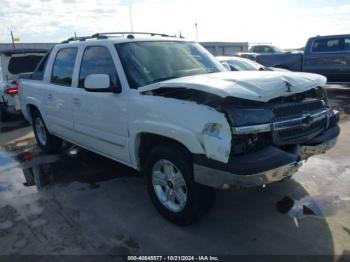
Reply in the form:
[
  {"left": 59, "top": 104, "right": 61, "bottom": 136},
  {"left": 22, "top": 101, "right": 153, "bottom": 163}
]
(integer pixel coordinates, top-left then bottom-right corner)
[{"left": 84, "top": 74, "right": 121, "bottom": 93}]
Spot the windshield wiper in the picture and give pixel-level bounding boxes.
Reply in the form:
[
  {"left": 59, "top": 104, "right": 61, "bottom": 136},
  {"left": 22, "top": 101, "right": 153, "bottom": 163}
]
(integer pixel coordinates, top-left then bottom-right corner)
[{"left": 144, "top": 76, "right": 177, "bottom": 85}]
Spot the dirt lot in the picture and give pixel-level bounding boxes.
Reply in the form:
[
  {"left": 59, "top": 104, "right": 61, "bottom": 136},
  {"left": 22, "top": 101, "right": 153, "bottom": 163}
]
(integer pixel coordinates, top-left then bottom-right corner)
[{"left": 0, "top": 86, "right": 349, "bottom": 258}]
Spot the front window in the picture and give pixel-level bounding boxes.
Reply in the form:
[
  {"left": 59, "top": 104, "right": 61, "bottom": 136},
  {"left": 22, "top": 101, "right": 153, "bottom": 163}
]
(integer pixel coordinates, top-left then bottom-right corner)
[
  {"left": 115, "top": 41, "right": 225, "bottom": 89},
  {"left": 79, "top": 46, "right": 119, "bottom": 88}
]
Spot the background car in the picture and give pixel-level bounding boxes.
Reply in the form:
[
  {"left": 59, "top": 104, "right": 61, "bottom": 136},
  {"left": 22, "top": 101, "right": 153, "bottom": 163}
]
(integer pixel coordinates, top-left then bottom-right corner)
[
  {"left": 0, "top": 48, "right": 48, "bottom": 122},
  {"left": 216, "top": 56, "right": 289, "bottom": 72},
  {"left": 249, "top": 44, "right": 285, "bottom": 54},
  {"left": 251, "top": 34, "right": 350, "bottom": 83}
]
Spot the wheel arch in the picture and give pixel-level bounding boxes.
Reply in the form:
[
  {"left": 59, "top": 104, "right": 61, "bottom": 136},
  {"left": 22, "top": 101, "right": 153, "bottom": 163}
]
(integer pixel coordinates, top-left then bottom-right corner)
[{"left": 134, "top": 132, "right": 198, "bottom": 172}]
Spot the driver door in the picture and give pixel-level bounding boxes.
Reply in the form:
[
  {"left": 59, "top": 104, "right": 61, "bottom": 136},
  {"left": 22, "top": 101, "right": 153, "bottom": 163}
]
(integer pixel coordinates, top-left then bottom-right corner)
[{"left": 72, "top": 45, "right": 130, "bottom": 164}]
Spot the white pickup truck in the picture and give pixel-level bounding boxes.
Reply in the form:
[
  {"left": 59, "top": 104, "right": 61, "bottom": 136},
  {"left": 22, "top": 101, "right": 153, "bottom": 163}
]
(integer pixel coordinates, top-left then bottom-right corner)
[{"left": 19, "top": 32, "right": 340, "bottom": 225}]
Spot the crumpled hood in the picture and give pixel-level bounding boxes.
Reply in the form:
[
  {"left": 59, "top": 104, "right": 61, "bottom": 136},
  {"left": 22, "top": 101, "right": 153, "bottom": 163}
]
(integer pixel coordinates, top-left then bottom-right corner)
[{"left": 138, "top": 71, "right": 327, "bottom": 102}]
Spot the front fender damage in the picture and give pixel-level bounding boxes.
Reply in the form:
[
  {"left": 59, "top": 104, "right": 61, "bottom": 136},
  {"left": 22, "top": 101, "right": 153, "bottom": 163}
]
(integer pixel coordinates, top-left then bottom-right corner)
[{"left": 141, "top": 88, "right": 233, "bottom": 163}]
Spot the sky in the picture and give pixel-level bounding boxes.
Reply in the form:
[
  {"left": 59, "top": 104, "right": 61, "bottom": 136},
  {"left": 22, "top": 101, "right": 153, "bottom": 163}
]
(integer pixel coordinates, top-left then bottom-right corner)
[{"left": 0, "top": 0, "right": 349, "bottom": 48}]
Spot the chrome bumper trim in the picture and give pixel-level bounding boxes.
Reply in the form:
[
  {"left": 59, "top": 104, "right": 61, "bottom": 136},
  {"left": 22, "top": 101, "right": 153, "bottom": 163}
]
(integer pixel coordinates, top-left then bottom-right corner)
[
  {"left": 194, "top": 136, "right": 338, "bottom": 189},
  {"left": 194, "top": 161, "right": 302, "bottom": 189},
  {"left": 231, "top": 109, "right": 337, "bottom": 135}
]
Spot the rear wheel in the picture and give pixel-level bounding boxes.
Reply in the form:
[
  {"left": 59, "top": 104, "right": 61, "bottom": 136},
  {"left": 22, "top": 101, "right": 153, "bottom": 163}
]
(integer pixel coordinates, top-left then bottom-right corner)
[
  {"left": 32, "top": 110, "right": 62, "bottom": 153},
  {"left": 0, "top": 103, "right": 11, "bottom": 122},
  {"left": 144, "top": 145, "right": 215, "bottom": 225}
]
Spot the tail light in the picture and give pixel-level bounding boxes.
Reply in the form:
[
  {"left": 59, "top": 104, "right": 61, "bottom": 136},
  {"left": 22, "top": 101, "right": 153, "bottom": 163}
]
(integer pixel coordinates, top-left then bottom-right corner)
[{"left": 5, "top": 80, "right": 19, "bottom": 95}]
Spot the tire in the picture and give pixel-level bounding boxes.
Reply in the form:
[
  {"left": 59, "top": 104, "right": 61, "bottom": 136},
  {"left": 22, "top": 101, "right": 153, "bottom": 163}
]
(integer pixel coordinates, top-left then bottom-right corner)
[
  {"left": 144, "top": 145, "right": 216, "bottom": 225},
  {"left": 0, "top": 103, "right": 11, "bottom": 122},
  {"left": 32, "top": 110, "right": 62, "bottom": 153}
]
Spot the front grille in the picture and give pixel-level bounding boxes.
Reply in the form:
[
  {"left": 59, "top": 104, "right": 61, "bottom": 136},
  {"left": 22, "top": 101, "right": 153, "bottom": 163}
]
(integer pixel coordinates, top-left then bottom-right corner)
[
  {"left": 271, "top": 99, "right": 326, "bottom": 145},
  {"left": 273, "top": 99, "right": 325, "bottom": 120},
  {"left": 275, "top": 118, "right": 326, "bottom": 145}
]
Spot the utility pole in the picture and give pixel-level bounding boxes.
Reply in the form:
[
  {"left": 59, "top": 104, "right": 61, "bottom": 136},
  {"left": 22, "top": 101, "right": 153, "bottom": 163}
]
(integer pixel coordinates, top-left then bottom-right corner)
[
  {"left": 195, "top": 23, "right": 198, "bottom": 42},
  {"left": 129, "top": 6, "right": 134, "bottom": 32},
  {"left": 10, "top": 30, "right": 15, "bottom": 48}
]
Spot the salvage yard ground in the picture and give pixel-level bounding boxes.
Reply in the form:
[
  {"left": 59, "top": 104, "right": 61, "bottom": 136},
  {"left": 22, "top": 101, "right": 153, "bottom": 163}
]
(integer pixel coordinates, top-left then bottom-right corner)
[{"left": 0, "top": 86, "right": 349, "bottom": 257}]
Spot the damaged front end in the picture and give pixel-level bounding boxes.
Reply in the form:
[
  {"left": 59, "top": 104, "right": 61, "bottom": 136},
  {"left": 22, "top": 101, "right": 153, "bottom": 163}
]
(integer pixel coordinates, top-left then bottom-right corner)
[
  {"left": 141, "top": 81, "right": 339, "bottom": 189},
  {"left": 193, "top": 87, "right": 340, "bottom": 189}
]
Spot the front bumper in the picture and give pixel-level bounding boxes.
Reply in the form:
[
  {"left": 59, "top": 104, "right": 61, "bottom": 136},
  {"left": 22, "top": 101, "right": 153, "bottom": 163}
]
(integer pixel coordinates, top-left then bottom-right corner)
[
  {"left": 194, "top": 161, "right": 302, "bottom": 189},
  {"left": 193, "top": 124, "right": 339, "bottom": 189}
]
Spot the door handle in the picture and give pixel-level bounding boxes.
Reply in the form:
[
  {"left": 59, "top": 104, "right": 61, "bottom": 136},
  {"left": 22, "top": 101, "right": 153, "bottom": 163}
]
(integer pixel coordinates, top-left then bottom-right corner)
[
  {"left": 73, "top": 98, "right": 81, "bottom": 106},
  {"left": 48, "top": 94, "right": 53, "bottom": 100}
]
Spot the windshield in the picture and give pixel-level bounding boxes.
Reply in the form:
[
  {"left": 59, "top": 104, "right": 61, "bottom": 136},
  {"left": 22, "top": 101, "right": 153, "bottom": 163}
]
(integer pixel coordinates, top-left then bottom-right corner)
[
  {"left": 115, "top": 41, "right": 226, "bottom": 89},
  {"left": 226, "top": 59, "right": 263, "bottom": 71},
  {"left": 271, "top": 45, "right": 285, "bottom": 53}
]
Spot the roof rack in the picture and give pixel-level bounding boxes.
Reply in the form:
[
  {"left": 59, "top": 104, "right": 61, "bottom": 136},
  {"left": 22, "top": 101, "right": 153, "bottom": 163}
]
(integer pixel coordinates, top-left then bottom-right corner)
[
  {"left": 92, "top": 32, "right": 175, "bottom": 38},
  {"left": 61, "top": 32, "right": 180, "bottom": 44},
  {"left": 61, "top": 36, "right": 96, "bottom": 43}
]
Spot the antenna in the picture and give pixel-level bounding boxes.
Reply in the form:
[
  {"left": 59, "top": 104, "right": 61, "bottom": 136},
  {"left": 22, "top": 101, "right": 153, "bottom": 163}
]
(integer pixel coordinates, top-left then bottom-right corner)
[
  {"left": 10, "top": 30, "right": 15, "bottom": 48},
  {"left": 129, "top": 6, "right": 134, "bottom": 32}
]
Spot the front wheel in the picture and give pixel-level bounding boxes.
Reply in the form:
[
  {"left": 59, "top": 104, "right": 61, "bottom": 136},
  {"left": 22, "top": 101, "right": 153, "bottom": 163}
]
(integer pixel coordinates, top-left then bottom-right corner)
[
  {"left": 32, "top": 110, "right": 62, "bottom": 153},
  {"left": 144, "top": 145, "right": 215, "bottom": 225}
]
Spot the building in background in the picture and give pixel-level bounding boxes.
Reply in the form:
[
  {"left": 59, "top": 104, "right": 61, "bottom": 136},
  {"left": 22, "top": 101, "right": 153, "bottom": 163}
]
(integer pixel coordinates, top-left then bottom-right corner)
[
  {"left": 0, "top": 43, "right": 56, "bottom": 52},
  {"left": 200, "top": 42, "right": 248, "bottom": 56}
]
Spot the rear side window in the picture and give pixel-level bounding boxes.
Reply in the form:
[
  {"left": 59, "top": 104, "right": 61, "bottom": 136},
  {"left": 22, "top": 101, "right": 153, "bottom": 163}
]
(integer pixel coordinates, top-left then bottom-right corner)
[
  {"left": 8, "top": 55, "right": 44, "bottom": 75},
  {"left": 344, "top": 38, "right": 350, "bottom": 51},
  {"left": 312, "top": 38, "right": 341, "bottom": 52},
  {"left": 51, "top": 48, "right": 78, "bottom": 86},
  {"left": 79, "top": 46, "right": 119, "bottom": 88}
]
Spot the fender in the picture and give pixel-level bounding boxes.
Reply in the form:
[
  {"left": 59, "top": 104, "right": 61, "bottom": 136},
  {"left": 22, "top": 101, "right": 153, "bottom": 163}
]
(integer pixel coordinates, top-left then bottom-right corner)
[
  {"left": 23, "top": 97, "right": 53, "bottom": 134},
  {"left": 23, "top": 97, "right": 42, "bottom": 123},
  {"left": 129, "top": 117, "right": 232, "bottom": 169},
  {"left": 129, "top": 120, "right": 206, "bottom": 169}
]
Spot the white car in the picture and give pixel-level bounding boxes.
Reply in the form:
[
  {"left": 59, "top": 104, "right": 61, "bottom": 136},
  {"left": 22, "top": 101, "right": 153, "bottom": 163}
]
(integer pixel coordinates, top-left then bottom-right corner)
[
  {"left": 19, "top": 33, "right": 340, "bottom": 225},
  {"left": 216, "top": 56, "right": 289, "bottom": 72},
  {"left": 0, "top": 49, "right": 47, "bottom": 121}
]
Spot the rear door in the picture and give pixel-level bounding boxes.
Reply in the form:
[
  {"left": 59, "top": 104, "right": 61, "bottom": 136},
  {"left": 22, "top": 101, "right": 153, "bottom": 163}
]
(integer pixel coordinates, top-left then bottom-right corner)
[
  {"left": 304, "top": 37, "right": 350, "bottom": 82},
  {"left": 72, "top": 44, "right": 130, "bottom": 163},
  {"left": 44, "top": 47, "right": 78, "bottom": 139},
  {"left": 339, "top": 37, "right": 350, "bottom": 82}
]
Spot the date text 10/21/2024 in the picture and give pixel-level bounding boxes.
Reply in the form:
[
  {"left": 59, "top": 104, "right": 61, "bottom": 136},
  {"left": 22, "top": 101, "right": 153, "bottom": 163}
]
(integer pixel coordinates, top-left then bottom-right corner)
[{"left": 127, "top": 256, "right": 220, "bottom": 261}]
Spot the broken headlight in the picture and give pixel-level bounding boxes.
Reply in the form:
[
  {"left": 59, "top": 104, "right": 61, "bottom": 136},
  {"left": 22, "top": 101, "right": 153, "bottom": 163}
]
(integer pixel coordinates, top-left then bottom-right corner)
[
  {"left": 225, "top": 107, "right": 274, "bottom": 127},
  {"left": 203, "top": 123, "right": 223, "bottom": 138}
]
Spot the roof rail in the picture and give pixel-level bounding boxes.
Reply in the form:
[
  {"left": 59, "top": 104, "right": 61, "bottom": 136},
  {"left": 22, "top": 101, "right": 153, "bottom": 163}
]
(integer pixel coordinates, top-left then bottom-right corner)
[
  {"left": 61, "top": 36, "right": 96, "bottom": 43},
  {"left": 92, "top": 32, "right": 177, "bottom": 38},
  {"left": 61, "top": 32, "right": 181, "bottom": 43}
]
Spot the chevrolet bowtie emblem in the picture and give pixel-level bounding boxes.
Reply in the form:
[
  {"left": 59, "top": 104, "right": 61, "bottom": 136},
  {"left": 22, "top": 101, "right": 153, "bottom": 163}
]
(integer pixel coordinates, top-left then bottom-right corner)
[{"left": 302, "top": 113, "right": 313, "bottom": 128}]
